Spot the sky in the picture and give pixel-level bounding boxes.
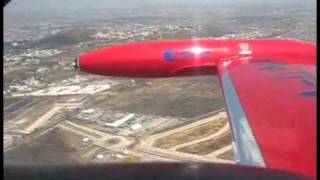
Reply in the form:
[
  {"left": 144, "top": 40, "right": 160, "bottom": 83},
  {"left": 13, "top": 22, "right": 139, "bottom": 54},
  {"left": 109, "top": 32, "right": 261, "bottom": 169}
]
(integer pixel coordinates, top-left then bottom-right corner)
[
  {"left": 5, "top": 0, "right": 315, "bottom": 14},
  {"left": 4, "top": 0, "right": 315, "bottom": 25}
]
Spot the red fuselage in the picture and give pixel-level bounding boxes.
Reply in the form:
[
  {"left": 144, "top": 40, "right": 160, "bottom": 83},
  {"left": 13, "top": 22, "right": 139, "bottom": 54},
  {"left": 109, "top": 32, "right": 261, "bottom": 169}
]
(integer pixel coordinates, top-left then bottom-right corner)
[{"left": 76, "top": 39, "right": 315, "bottom": 77}]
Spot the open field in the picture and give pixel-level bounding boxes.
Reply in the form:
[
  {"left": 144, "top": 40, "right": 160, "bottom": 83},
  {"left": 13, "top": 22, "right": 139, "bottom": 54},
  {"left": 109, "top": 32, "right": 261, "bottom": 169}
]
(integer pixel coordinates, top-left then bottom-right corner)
[
  {"left": 176, "top": 132, "right": 233, "bottom": 155},
  {"left": 153, "top": 115, "right": 227, "bottom": 149}
]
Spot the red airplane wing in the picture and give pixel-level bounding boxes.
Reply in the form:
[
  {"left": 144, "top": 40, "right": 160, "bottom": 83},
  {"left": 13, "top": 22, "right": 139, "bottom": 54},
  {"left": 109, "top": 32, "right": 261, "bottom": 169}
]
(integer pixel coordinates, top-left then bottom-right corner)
[
  {"left": 76, "top": 39, "right": 316, "bottom": 178},
  {"left": 217, "top": 59, "right": 316, "bottom": 177}
]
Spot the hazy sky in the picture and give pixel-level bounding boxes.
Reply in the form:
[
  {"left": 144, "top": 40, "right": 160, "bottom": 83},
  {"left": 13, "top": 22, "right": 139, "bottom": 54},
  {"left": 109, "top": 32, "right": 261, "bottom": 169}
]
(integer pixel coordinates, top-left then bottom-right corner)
[
  {"left": 4, "top": 0, "right": 315, "bottom": 25},
  {"left": 5, "top": 0, "right": 315, "bottom": 14}
]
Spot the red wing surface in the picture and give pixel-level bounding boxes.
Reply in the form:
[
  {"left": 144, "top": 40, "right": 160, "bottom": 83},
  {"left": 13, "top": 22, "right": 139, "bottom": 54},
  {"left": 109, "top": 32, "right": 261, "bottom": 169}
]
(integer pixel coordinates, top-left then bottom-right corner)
[{"left": 217, "top": 60, "right": 316, "bottom": 177}]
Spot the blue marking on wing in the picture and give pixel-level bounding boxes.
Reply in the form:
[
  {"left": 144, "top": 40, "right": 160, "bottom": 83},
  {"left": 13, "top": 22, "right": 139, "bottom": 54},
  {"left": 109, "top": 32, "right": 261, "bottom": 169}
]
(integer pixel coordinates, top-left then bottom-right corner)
[{"left": 163, "top": 49, "right": 175, "bottom": 62}]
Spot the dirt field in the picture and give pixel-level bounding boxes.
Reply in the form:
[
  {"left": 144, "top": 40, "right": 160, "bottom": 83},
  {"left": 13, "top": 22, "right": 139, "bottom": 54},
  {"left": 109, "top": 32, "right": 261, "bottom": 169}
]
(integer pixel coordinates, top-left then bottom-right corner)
[
  {"left": 176, "top": 132, "right": 232, "bottom": 155},
  {"left": 4, "top": 128, "right": 82, "bottom": 166},
  {"left": 101, "top": 76, "right": 225, "bottom": 118},
  {"left": 153, "top": 117, "right": 227, "bottom": 149},
  {"left": 217, "top": 149, "right": 235, "bottom": 161}
]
